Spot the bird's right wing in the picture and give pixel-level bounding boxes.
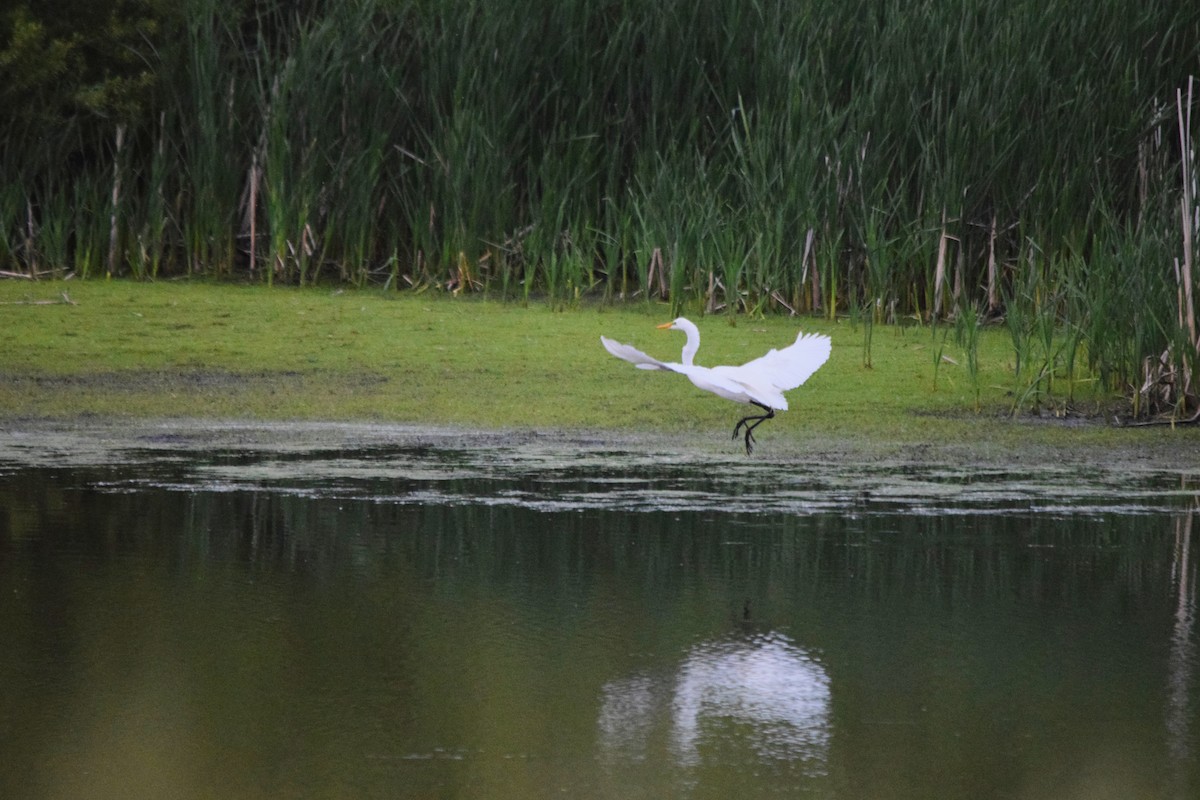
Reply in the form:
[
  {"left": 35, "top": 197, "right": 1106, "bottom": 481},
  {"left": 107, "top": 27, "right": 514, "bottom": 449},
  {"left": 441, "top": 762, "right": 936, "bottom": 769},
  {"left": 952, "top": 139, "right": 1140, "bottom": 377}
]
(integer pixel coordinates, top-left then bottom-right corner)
[{"left": 601, "top": 336, "right": 676, "bottom": 372}]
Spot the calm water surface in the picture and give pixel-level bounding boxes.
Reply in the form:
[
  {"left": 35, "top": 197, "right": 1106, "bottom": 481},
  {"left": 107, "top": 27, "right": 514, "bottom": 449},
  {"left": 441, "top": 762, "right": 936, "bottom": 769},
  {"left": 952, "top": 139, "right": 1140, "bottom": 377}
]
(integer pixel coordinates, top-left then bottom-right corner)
[{"left": 1, "top": 422, "right": 1197, "bottom": 799}]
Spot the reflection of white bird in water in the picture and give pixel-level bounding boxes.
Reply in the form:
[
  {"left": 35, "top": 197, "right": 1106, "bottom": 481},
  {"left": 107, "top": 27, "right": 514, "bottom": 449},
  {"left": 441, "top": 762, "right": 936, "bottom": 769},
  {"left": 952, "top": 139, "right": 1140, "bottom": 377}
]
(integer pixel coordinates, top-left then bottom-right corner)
[
  {"left": 597, "top": 632, "right": 831, "bottom": 771},
  {"left": 601, "top": 317, "right": 832, "bottom": 453}
]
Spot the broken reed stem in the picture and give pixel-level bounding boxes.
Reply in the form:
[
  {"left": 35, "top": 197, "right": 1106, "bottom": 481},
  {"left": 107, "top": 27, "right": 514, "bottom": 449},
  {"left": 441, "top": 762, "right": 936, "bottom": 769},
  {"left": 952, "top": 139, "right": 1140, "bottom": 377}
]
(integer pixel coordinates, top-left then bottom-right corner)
[{"left": 648, "top": 247, "right": 666, "bottom": 299}]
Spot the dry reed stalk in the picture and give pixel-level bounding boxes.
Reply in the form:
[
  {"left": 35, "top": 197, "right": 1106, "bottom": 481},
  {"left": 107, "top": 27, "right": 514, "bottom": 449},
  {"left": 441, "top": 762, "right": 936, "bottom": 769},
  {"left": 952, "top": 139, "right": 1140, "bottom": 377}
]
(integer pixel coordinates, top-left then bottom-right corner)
[
  {"left": 1177, "top": 257, "right": 1187, "bottom": 333},
  {"left": 107, "top": 125, "right": 126, "bottom": 278},
  {"left": 1145, "top": 77, "right": 1199, "bottom": 417},
  {"left": 1172, "top": 78, "right": 1197, "bottom": 409},
  {"left": 247, "top": 148, "right": 261, "bottom": 274},
  {"left": 24, "top": 199, "right": 35, "bottom": 277},
  {"left": 953, "top": 240, "right": 965, "bottom": 308},
  {"left": 932, "top": 210, "right": 948, "bottom": 319},
  {"left": 802, "top": 228, "right": 819, "bottom": 311},
  {"left": 647, "top": 247, "right": 666, "bottom": 299},
  {"left": 987, "top": 213, "right": 999, "bottom": 313},
  {"left": 1178, "top": 80, "right": 1196, "bottom": 353},
  {"left": 771, "top": 290, "right": 796, "bottom": 315}
]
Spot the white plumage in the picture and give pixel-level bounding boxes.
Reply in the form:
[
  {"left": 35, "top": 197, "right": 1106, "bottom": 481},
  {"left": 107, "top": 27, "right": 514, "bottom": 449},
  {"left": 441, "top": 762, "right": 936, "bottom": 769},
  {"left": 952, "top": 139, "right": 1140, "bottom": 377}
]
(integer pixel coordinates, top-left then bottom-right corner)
[{"left": 601, "top": 317, "right": 831, "bottom": 453}]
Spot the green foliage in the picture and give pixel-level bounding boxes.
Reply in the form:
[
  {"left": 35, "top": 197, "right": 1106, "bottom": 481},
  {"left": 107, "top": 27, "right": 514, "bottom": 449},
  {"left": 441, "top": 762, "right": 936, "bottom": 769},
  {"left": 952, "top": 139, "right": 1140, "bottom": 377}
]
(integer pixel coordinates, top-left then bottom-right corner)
[
  {"left": 2, "top": 0, "right": 1200, "bottom": 416},
  {"left": 0, "top": 1, "right": 168, "bottom": 128}
]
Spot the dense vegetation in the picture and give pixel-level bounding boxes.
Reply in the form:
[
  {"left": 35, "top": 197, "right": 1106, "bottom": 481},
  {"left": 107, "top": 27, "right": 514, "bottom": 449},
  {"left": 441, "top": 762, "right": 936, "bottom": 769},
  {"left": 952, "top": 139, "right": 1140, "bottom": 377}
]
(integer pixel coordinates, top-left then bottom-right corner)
[{"left": 2, "top": 0, "right": 1199, "bottom": 416}]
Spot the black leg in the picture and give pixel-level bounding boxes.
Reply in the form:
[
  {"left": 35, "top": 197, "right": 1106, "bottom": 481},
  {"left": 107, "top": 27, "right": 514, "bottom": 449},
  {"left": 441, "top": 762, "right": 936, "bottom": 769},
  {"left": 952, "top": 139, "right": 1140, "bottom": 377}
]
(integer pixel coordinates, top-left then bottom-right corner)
[{"left": 731, "top": 402, "right": 775, "bottom": 455}]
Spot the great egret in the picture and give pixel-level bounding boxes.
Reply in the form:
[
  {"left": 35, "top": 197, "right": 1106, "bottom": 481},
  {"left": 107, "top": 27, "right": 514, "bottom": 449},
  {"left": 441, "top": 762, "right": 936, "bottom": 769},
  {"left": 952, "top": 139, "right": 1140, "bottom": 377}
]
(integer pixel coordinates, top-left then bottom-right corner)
[{"left": 601, "top": 318, "right": 831, "bottom": 454}]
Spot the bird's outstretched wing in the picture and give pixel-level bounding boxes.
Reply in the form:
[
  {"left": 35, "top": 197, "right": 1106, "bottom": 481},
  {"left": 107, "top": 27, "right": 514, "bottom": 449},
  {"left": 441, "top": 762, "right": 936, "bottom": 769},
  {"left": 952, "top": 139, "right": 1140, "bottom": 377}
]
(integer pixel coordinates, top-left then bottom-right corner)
[
  {"left": 739, "top": 332, "right": 832, "bottom": 391},
  {"left": 600, "top": 336, "right": 676, "bottom": 372}
]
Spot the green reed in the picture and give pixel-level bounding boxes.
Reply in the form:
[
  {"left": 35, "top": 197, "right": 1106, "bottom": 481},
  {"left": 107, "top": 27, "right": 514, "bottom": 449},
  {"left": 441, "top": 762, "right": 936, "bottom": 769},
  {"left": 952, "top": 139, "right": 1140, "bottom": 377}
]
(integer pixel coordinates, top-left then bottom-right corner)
[{"left": 2, "top": 0, "right": 1198, "bottom": 414}]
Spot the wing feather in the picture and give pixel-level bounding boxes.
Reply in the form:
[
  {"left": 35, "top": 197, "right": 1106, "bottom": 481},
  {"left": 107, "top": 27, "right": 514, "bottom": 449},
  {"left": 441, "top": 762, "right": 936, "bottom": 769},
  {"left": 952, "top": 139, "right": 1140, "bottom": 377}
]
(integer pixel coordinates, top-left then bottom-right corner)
[
  {"left": 601, "top": 330, "right": 830, "bottom": 412},
  {"left": 600, "top": 336, "right": 677, "bottom": 372},
  {"left": 738, "top": 332, "right": 831, "bottom": 391}
]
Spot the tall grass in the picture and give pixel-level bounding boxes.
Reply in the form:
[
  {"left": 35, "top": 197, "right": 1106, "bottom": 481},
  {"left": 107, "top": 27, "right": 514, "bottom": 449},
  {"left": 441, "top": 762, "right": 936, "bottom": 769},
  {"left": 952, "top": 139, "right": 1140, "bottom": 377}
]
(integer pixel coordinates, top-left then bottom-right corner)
[{"left": 2, "top": 0, "right": 1199, "bottom": 414}]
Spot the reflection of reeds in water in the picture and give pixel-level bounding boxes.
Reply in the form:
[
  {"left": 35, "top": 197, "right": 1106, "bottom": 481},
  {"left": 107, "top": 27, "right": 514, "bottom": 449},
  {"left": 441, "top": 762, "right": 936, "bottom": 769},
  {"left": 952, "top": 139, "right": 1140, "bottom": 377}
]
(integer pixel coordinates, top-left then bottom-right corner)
[{"left": 1167, "top": 504, "right": 1197, "bottom": 798}]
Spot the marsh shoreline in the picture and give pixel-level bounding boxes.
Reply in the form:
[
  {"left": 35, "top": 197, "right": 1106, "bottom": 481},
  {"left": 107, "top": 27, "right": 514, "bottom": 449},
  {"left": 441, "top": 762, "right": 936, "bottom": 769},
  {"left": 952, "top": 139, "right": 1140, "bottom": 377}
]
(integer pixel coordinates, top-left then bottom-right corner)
[{"left": 3, "top": 414, "right": 1198, "bottom": 480}]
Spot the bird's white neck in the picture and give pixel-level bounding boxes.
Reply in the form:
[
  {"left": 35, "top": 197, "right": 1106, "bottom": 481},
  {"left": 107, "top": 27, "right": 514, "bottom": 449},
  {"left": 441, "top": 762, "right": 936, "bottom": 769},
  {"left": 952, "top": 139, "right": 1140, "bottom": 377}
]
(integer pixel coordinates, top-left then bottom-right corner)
[{"left": 676, "top": 319, "right": 700, "bottom": 366}]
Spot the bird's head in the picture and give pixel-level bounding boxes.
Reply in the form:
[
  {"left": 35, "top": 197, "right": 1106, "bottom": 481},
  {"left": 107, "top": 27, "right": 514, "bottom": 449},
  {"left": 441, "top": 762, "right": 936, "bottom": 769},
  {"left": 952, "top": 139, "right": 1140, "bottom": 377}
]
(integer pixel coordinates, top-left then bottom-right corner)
[{"left": 657, "top": 318, "right": 700, "bottom": 365}]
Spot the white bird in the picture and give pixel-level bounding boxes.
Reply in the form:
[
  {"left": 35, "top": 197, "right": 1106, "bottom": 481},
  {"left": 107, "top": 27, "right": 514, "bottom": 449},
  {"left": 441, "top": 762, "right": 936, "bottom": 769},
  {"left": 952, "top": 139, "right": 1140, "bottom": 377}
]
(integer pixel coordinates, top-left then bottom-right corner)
[{"left": 601, "top": 317, "right": 831, "bottom": 454}]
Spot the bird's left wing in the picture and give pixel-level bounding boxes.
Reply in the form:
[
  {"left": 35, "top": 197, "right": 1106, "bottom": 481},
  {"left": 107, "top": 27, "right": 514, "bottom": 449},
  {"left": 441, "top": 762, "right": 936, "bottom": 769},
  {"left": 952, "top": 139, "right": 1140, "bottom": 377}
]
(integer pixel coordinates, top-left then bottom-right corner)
[
  {"left": 740, "top": 332, "right": 832, "bottom": 390},
  {"left": 601, "top": 336, "right": 676, "bottom": 372}
]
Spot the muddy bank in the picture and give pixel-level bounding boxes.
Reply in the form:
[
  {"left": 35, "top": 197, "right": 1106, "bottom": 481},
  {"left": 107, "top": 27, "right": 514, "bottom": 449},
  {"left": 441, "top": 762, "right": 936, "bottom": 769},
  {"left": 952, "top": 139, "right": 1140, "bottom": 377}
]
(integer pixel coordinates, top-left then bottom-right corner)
[
  {"left": 0, "top": 415, "right": 1196, "bottom": 470},
  {"left": 2, "top": 417, "right": 1198, "bottom": 516}
]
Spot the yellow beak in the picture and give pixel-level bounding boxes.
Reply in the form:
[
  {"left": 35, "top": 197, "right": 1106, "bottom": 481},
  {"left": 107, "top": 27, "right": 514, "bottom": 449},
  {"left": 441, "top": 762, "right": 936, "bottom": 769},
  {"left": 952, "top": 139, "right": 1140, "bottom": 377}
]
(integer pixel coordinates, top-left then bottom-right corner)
[{"left": 656, "top": 321, "right": 674, "bottom": 330}]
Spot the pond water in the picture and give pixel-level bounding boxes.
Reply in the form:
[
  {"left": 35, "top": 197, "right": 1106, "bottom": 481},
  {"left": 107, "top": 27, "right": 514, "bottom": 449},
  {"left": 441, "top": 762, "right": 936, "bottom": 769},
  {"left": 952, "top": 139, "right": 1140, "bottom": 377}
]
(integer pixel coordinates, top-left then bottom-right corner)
[{"left": 1, "top": 422, "right": 1198, "bottom": 799}]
